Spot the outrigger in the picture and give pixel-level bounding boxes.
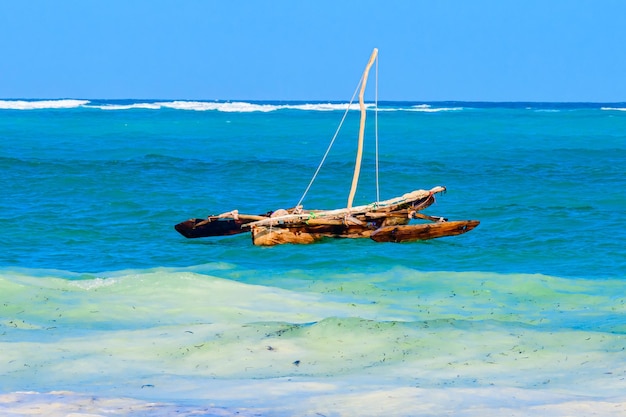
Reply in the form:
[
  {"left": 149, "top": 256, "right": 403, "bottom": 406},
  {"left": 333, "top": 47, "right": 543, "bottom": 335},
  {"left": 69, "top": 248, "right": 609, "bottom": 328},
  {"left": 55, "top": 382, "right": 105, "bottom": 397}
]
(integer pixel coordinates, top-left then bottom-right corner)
[{"left": 175, "top": 49, "right": 479, "bottom": 245}]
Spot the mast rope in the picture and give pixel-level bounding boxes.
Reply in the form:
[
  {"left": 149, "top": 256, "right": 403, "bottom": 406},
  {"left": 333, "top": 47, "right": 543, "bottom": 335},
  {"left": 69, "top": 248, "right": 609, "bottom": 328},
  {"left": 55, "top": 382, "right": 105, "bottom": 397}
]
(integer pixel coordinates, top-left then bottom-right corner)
[
  {"left": 296, "top": 48, "right": 380, "bottom": 210},
  {"left": 295, "top": 77, "right": 363, "bottom": 209}
]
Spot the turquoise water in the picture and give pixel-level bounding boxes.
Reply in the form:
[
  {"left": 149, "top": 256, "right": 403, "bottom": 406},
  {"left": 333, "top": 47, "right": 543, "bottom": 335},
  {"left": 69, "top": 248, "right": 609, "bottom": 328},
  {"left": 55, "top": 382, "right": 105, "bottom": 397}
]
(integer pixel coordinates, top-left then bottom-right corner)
[{"left": 1, "top": 99, "right": 625, "bottom": 416}]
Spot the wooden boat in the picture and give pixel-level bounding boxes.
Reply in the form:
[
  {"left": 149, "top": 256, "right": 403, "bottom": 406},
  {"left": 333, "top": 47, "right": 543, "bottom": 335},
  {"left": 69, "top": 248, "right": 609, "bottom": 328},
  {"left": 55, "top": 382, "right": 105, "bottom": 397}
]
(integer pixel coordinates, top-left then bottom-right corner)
[
  {"left": 174, "top": 211, "right": 267, "bottom": 239},
  {"left": 370, "top": 220, "right": 481, "bottom": 243},
  {"left": 175, "top": 48, "right": 479, "bottom": 245},
  {"left": 246, "top": 186, "right": 449, "bottom": 245}
]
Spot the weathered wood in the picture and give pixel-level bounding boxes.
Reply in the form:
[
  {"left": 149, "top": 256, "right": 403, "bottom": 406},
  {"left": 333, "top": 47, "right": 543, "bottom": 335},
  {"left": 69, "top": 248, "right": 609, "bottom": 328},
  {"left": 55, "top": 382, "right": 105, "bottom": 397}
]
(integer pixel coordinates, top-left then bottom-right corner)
[
  {"left": 251, "top": 218, "right": 479, "bottom": 246},
  {"left": 247, "top": 187, "right": 452, "bottom": 246},
  {"left": 250, "top": 212, "right": 415, "bottom": 246},
  {"left": 347, "top": 48, "right": 378, "bottom": 210},
  {"left": 251, "top": 226, "right": 322, "bottom": 246},
  {"left": 173, "top": 49, "right": 480, "bottom": 246},
  {"left": 370, "top": 220, "right": 480, "bottom": 243},
  {"left": 363, "top": 210, "right": 410, "bottom": 219},
  {"left": 410, "top": 211, "right": 447, "bottom": 222},
  {"left": 244, "top": 187, "right": 444, "bottom": 229},
  {"left": 251, "top": 222, "right": 380, "bottom": 246},
  {"left": 304, "top": 218, "right": 346, "bottom": 226},
  {"left": 174, "top": 187, "right": 474, "bottom": 245},
  {"left": 234, "top": 214, "right": 268, "bottom": 221},
  {"left": 174, "top": 211, "right": 271, "bottom": 238},
  {"left": 174, "top": 218, "right": 252, "bottom": 238}
]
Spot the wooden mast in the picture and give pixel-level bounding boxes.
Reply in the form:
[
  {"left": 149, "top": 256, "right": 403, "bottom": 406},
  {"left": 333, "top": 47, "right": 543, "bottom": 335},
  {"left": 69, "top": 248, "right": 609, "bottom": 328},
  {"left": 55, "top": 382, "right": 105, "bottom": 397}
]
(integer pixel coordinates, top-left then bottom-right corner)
[{"left": 347, "top": 48, "right": 378, "bottom": 210}]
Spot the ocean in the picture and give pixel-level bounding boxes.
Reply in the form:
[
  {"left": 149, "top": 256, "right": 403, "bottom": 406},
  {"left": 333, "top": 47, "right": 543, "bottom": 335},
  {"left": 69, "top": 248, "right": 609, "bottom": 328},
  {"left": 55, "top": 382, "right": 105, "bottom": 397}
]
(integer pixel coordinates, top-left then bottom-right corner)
[{"left": 0, "top": 99, "right": 625, "bottom": 416}]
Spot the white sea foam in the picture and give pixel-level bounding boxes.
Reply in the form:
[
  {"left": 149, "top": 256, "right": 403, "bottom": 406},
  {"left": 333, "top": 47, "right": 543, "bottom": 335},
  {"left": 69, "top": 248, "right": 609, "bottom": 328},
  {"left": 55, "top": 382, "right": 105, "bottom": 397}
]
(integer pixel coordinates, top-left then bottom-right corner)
[
  {"left": 0, "top": 99, "right": 461, "bottom": 113},
  {"left": 601, "top": 106, "right": 626, "bottom": 112},
  {"left": 0, "top": 100, "right": 617, "bottom": 113},
  {"left": 1, "top": 387, "right": 624, "bottom": 417},
  {"left": 156, "top": 100, "right": 276, "bottom": 112},
  {"left": 68, "top": 276, "right": 117, "bottom": 290},
  {"left": 409, "top": 103, "right": 464, "bottom": 112},
  {"left": 155, "top": 101, "right": 365, "bottom": 112},
  {"left": 0, "top": 99, "right": 89, "bottom": 110},
  {"left": 0, "top": 99, "right": 378, "bottom": 112},
  {"left": 284, "top": 102, "right": 363, "bottom": 111},
  {"left": 88, "top": 102, "right": 162, "bottom": 110}
]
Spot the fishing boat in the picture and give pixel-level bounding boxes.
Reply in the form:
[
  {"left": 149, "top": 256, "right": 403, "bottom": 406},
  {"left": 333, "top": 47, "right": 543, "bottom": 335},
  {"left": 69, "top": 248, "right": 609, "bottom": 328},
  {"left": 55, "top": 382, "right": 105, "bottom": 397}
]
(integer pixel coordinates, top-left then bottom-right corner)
[
  {"left": 174, "top": 211, "right": 267, "bottom": 239},
  {"left": 175, "top": 48, "right": 479, "bottom": 245}
]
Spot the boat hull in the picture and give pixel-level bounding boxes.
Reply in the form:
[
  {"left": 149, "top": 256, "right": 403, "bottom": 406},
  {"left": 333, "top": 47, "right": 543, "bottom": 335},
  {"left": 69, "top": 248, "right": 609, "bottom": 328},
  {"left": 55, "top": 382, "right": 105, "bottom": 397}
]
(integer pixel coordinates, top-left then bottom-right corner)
[
  {"left": 251, "top": 224, "right": 372, "bottom": 246},
  {"left": 174, "top": 218, "right": 253, "bottom": 238},
  {"left": 251, "top": 219, "right": 479, "bottom": 246},
  {"left": 370, "top": 220, "right": 480, "bottom": 243},
  {"left": 250, "top": 216, "right": 409, "bottom": 246}
]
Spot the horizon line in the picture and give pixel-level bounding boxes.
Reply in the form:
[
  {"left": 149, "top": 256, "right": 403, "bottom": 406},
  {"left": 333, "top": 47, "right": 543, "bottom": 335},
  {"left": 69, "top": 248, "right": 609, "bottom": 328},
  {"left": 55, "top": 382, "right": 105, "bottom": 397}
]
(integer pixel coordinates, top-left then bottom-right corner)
[{"left": 2, "top": 97, "right": 626, "bottom": 104}]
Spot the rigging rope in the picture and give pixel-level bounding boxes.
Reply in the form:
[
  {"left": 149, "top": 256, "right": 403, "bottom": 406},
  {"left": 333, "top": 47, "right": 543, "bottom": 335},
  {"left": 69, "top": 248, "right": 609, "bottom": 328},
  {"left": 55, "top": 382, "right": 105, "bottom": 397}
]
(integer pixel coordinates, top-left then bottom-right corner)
[
  {"left": 296, "top": 49, "right": 381, "bottom": 210},
  {"left": 295, "top": 77, "right": 362, "bottom": 209}
]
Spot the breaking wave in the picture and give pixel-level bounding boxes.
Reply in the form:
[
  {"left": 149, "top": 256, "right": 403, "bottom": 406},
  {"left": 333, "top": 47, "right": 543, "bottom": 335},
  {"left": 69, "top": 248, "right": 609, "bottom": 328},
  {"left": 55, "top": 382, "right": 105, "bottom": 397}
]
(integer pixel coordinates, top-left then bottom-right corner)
[
  {"left": 0, "top": 99, "right": 90, "bottom": 110},
  {"left": 408, "top": 104, "right": 464, "bottom": 112},
  {"left": 1, "top": 99, "right": 622, "bottom": 113},
  {"left": 0, "top": 99, "right": 462, "bottom": 113},
  {"left": 601, "top": 106, "right": 626, "bottom": 112}
]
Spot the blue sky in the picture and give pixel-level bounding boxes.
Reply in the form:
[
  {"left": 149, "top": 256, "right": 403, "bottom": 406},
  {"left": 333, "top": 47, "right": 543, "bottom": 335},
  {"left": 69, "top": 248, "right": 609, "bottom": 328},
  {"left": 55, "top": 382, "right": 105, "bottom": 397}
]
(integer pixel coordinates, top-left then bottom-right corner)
[{"left": 2, "top": 0, "right": 626, "bottom": 102}]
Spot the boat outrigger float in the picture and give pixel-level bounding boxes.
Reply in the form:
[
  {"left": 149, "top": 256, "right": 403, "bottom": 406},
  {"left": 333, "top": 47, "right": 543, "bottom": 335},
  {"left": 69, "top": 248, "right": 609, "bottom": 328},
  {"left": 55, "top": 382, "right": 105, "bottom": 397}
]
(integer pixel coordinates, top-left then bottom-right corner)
[{"left": 175, "top": 48, "right": 479, "bottom": 246}]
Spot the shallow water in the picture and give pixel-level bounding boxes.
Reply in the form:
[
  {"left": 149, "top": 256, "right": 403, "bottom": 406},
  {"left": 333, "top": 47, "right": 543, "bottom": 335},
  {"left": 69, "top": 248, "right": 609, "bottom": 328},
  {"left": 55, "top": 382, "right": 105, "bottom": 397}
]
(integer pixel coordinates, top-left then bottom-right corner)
[{"left": 1, "top": 100, "right": 625, "bottom": 415}]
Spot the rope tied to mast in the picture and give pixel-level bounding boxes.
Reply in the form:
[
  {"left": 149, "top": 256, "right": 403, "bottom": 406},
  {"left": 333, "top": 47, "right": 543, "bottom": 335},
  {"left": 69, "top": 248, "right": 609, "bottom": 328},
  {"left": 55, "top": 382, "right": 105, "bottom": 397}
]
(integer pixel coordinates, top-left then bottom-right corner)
[
  {"left": 295, "top": 84, "right": 361, "bottom": 209},
  {"left": 295, "top": 48, "right": 380, "bottom": 211}
]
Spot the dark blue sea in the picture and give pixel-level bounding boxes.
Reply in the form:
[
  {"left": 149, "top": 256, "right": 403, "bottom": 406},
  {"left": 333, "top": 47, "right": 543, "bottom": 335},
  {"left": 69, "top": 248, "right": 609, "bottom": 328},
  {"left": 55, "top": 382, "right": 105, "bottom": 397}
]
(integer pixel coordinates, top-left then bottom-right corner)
[{"left": 1, "top": 99, "right": 625, "bottom": 416}]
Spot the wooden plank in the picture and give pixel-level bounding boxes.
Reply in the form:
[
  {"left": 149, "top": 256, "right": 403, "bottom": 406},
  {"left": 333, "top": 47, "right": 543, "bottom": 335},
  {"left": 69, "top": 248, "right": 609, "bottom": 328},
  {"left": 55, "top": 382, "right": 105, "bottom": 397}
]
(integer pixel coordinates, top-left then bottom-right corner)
[
  {"left": 244, "top": 187, "right": 444, "bottom": 229},
  {"left": 370, "top": 220, "right": 479, "bottom": 243},
  {"left": 174, "top": 212, "right": 267, "bottom": 238},
  {"left": 174, "top": 218, "right": 251, "bottom": 238},
  {"left": 251, "top": 223, "right": 378, "bottom": 246}
]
